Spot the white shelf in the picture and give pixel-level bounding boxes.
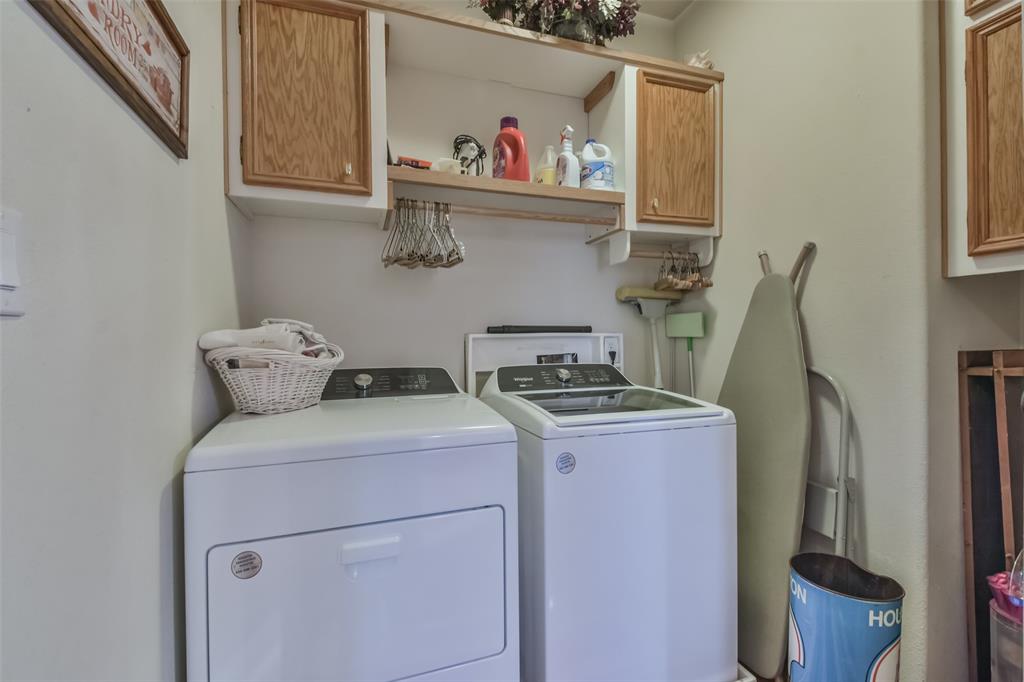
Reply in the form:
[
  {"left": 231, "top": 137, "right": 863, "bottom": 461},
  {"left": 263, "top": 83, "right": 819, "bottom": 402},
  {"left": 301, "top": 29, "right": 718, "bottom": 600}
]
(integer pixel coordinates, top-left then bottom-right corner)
[
  {"left": 592, "top": 230, "right": 715, "bottom": 266},
  {"left": 388, "top": 166, "right": 623, "bottom": 224}
]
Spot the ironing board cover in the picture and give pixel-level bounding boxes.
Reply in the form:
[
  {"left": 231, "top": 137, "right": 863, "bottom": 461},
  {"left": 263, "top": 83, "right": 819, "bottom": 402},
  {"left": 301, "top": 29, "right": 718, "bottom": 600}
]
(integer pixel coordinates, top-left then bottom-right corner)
[{"left": 718, "top": 273, "right": 811, "bottom": 679}]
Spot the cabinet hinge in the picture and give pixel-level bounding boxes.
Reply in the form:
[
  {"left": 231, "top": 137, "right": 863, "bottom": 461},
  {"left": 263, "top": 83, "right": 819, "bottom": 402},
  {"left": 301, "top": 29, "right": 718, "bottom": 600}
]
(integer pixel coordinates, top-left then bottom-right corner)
[
  {"left": 239, "top": 136, "right": 244, "bottom": 164},
  {"left": 238, "top": 5, "right": 242, "bottom": 34}
]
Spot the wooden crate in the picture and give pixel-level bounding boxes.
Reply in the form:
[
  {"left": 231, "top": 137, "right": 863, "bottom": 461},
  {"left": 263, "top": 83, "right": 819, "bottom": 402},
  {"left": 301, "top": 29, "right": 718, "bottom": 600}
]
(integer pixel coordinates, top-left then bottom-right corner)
[{"left": 958, "top": 349, "right": 1024, "bottom": 682}]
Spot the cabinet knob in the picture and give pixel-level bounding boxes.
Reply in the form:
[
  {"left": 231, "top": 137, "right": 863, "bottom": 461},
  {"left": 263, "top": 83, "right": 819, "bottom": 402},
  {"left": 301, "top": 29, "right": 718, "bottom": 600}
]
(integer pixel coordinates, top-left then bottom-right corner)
[
  {"left": 344, "top": 162, "right": 353, "bottom": 176},
  {"left": 652, "top": 197, "right": 659, "bottom": 212}
]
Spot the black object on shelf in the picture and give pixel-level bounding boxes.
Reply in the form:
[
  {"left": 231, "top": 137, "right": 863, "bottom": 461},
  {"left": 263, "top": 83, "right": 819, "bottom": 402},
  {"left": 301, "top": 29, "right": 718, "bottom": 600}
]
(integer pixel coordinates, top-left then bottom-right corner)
[
  {"left": 453, "top": 134, "right": 486, "bottom": 176},
  {"left": 486, "top": 325, "right": 593, "bottom": 334}
]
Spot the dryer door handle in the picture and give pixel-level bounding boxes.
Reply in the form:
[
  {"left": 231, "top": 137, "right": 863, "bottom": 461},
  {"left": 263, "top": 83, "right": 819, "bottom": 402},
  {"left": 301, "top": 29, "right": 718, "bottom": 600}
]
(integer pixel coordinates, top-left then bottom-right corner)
[{"left": 339, "top": 535, "right": 401, "bottom": 565}]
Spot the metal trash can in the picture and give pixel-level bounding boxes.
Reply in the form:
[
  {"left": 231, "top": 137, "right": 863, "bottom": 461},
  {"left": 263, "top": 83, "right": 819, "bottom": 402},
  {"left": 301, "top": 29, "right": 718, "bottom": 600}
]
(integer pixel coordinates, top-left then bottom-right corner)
[{"left": 788, "top": 553, "right": 905, "bottom": 682}]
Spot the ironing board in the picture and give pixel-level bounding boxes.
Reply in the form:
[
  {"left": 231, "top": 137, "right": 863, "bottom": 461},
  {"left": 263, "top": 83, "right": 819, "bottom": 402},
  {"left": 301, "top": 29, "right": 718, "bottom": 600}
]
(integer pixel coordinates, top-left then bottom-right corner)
[{"left": 718, "top": 273, "right": 811, "bottom": 680}]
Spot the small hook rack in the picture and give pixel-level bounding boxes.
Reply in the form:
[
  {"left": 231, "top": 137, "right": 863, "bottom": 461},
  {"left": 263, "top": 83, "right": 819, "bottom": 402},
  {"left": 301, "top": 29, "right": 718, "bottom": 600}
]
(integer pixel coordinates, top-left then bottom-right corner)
[
  {"left": 381, "top": 198, "right": 465, "bottom": 269},
  {"left": 652, "top": 251, "right": 713, "bottom": 291}
]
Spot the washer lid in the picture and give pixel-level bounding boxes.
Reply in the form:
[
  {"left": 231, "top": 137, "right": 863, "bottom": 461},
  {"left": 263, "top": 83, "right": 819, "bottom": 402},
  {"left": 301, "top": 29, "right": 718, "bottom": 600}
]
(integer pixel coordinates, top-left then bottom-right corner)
[
  {"left": 186, "top": 393, "right": 514, "bottom": 473},
  {"left": 520, "top": 386, "right": 716, "bottom": 417},
  {"left": 479, "top": 364, "right": 731, "bottom": 437},
  {"left": 514, "top": 386, "right": 724, "bottom": 426}
]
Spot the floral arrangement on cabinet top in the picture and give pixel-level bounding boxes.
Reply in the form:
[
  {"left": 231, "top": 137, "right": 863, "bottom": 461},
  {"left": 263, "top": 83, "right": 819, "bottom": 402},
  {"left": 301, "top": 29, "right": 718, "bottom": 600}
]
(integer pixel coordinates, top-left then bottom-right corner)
[{"left": 469, "top": 0, "right": 640, "bottom": 45}]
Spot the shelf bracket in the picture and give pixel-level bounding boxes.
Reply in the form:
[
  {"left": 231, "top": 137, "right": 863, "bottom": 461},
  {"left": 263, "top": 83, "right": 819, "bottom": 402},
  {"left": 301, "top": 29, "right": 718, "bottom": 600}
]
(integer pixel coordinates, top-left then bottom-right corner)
[
  {"left": 584, "top": 71, "right": 616, "bottom": 113},
  {"left": 601, "top": 231, "right": 715, "bottom": 267}
]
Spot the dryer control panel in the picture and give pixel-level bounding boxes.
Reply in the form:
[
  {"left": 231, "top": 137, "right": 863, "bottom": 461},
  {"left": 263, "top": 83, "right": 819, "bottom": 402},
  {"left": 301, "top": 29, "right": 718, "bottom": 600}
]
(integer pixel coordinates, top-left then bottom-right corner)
[
  {"left": 322, "top": 367, "right": 459, "bottom": 400},
  {"left": 495, "top": 364, "right": 631, "bottom": 392}
]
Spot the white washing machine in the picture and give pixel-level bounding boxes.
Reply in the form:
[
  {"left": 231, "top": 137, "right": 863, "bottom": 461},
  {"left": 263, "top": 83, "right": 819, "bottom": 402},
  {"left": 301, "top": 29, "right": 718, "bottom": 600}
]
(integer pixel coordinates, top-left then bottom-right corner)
[
  {"left": 480, "top": 364, "right": 737, "bottom": 682},
  {"left": 185, "top": 367, "right": 519, "bottom": 682}
]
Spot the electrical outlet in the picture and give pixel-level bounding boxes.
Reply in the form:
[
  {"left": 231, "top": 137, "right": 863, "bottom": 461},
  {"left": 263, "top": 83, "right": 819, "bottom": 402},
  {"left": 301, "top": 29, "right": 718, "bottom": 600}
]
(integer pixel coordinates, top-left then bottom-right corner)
[{"left": 604, "top": 336, "right": 620, "bottom": 365}]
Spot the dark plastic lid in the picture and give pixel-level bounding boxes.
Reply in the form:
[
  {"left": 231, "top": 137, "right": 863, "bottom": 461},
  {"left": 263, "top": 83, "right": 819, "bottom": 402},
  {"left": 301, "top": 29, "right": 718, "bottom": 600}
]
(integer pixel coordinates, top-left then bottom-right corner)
[
  {"left": 585, "top": 138, "right": 596, "bottom": 144},
  {"left": 500, "top": 116, "right": 518, "bottom": 129}
]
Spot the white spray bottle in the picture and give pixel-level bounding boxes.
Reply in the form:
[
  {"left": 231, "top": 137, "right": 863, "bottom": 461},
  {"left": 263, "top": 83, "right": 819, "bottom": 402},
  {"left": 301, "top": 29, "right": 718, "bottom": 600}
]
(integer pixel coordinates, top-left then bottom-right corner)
[{"left": 555, "top": 125, "right": 580, "bottom": 189}]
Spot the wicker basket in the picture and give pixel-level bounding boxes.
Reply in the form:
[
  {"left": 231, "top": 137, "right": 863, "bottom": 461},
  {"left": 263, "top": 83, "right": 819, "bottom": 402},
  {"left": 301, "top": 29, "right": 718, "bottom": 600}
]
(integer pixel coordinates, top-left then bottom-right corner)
[{"left": 205, "top": 343, "right": 344, "bottom": 415}]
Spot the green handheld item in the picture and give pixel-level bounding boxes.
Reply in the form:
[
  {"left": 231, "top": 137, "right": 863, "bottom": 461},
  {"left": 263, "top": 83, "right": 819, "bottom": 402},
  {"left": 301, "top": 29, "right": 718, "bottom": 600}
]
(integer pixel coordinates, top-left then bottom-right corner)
[{"left": 666, "top": 312, "right": 705, "bottom": 395}]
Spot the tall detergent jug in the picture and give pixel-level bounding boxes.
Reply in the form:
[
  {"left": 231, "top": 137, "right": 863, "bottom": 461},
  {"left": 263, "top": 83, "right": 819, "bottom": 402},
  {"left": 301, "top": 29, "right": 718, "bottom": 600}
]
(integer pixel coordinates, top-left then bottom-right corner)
[
  {"left": 581, "top": 138, "right": 615, "bottom": 190},
  {"left": 493, "top": 115, "right": 530, "bottom": 181}
]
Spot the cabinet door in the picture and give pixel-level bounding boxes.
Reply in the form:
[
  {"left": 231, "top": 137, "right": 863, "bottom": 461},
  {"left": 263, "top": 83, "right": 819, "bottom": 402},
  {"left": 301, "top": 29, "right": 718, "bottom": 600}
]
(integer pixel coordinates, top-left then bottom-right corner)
[
  {"left": 242, "top": 0, "right": 371, "bottom": 195},
  {"left": 636, "top": 71, "right": 717, "bottom": 226},
  {"left": 966, "top": 4, "right": 1023, "bottom": 255}
]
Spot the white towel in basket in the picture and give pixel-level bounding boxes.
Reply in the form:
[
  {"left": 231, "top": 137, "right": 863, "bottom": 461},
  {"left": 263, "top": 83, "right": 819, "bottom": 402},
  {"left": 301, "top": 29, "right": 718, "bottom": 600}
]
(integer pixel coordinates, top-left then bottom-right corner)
[
  {"left": 198, "top": 324, "right": 306, "bottom": 353},
  {"left": 260, "top": 318, "right": 328, "bottom": 346},
  {"left": 201, "top": 319, "right": 343, "bottom": 415}
]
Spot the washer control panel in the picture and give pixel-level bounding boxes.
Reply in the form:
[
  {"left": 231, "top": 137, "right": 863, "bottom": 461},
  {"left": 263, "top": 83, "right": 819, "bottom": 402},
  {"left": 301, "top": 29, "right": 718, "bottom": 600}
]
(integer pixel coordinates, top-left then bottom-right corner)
[
  {"left": 496, "top": 364, "right": 631, "bottom": 392},
  {"left": 322, "top": 367, "right": 459, "bottom": 400}
]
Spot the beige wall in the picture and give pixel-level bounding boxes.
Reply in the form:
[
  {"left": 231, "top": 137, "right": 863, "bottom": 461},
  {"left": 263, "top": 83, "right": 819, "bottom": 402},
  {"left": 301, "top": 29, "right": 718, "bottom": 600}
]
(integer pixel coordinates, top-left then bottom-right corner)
[
  {"left": 243, "top": 4, "right": 670, "bottom": 387},
  {"left": 243, "top": 215, "right": 658, "bottom": 389},
  {"left": 2, "top": 0, "right": 1021, "bottom": 680},
  {"left": 434, "top": 0, "right": 679, "bottom": 60},
  {"left": 0, "top": 1, "right": 245, "bottom": 679},
  {"left": 675, "top": 1, "right": 1023, "bottom": 679}
]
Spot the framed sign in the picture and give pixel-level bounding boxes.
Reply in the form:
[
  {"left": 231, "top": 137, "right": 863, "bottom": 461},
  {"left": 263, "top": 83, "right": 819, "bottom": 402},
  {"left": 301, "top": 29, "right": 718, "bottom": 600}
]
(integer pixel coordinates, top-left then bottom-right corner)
[{"left": 30, "top": 0, "right": 190, "bottom": 158}]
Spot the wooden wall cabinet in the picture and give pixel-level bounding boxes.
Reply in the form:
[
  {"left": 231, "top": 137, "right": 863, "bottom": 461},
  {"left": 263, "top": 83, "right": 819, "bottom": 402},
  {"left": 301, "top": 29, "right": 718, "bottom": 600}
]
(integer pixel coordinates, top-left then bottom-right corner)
[
  {"left": 635, "top": 71, "right": 716, "bottom": 227},
  {"left": 941, "top": 1, "right": 1024, "bottom": 276},
  {"left": 222, "top": 0, "right": 725, "bottom": 257},
  {"left": 965, "top": 0, "right": 1002, "bottom": 18},
  {"left": 966, "top": 4, "right": 1024, "bottom": 257},
  {"left": 224, "top": 0, "right": 387, "bottom": 221},
  {"left": 587, "top": 64, "right": 723, "bottom": 263},
  {"left": 242, "top": 0, "right": 371, "bottom": 195}
]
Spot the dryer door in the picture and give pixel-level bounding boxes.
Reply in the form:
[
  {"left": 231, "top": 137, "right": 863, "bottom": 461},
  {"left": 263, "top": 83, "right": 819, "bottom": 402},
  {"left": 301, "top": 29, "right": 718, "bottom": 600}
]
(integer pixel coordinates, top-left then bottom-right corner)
[{"left": 207, "top": 507, "right": 506, "bottom": 681}]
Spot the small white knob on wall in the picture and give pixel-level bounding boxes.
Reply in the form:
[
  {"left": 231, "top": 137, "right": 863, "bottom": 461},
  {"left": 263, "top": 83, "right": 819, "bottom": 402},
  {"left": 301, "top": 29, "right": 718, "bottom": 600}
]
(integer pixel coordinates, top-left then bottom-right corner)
[{"left": 0, "top": 208, "right": 25, "bottom": 319}]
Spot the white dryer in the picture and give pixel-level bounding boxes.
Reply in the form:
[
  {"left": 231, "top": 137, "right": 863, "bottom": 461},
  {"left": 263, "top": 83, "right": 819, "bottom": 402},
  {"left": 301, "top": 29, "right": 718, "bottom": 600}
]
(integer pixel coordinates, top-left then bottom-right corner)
[
  {"left": 185, "top": 367, "right": 519, "bottom": 682},
  {"left": 480, "top": 364, "right": 737, "bottom": 682}
]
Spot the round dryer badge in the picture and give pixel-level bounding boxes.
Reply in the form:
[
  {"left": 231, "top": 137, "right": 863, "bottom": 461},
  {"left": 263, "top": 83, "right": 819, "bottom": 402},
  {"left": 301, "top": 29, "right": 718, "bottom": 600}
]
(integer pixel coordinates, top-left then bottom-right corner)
[
  {"left": 231, "top": 551, "right": 262, "bottom": 579},
  {"left": 556, "top": 452, "right": 576, "bottom": 474}
]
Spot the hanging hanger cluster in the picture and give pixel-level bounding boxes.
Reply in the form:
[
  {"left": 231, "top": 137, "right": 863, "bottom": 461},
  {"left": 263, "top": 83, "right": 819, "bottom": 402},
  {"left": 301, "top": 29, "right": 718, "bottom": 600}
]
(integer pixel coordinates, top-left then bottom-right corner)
[
  {"left": 381, "top": 198, "right": 466, "bottom": 269},
  {"left": 654, "top": 251, "right": 713, "bottom": 291}
]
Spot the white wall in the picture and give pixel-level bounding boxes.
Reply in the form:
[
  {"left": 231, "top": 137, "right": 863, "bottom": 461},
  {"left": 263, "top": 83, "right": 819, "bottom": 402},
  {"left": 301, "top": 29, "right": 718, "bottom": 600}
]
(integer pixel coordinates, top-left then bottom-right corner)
[
  {"left": 244, "top": 215, "right": 657, "bottom": 389},
  {"left": 431, "top": 0, "right": 679, "bottom": 60},
  {"left": 386, "top": 66, "right": 588, "bottom": 178},
  {"left": 0, "top": 1, "right": 245, "bottom": 679},
  {"left": 612, "top": 12, "right": 678, "bottom": 60},
  {"left": 242, "top": 23, "right": 669, "bottom": 388},
  {"left": 674, "top": 1, "right": 1023, "bottom": 679}
]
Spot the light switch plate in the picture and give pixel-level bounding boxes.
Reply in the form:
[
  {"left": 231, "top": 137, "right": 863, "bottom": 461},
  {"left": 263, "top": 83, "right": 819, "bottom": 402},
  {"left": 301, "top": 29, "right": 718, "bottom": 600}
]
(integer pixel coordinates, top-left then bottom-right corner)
[
  {"left": 1, "top": 228, "right": 20, "bottom": 290},
  {"left": 1, "top": 208, "right": 25, "bottom": 318},
  {"left": 2, "top": 289, "right": 24, "bottom": 318}
]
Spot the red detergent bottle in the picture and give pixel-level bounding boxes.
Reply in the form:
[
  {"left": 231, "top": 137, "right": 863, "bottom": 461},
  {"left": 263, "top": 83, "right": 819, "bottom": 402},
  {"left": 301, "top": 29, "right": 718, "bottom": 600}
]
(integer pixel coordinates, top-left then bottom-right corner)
[{"left": 492, "top": 115, "right": 530, "bottom": 181}]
